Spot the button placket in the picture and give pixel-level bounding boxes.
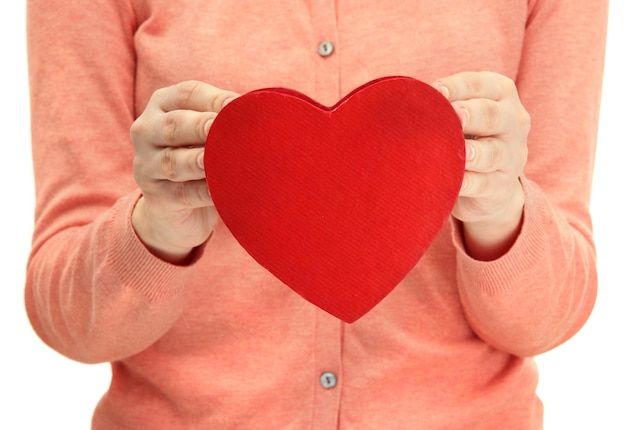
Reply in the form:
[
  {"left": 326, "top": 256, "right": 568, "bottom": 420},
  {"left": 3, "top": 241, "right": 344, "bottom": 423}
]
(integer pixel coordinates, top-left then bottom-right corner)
[
  {"left": 309, "top": 0, "right": 340, "bottom": 105},
  {"left": 311, "top": 308, "right": 343, "bottom": 428}
]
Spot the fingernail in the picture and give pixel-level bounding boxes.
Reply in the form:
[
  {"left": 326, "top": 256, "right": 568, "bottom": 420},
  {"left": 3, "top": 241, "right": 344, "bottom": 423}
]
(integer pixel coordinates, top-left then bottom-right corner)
[
  {"left": 461, "top": 177, "right": 469, "bottom": 192},
  {"left": 223, "top": 95, "right": 238, "bottom": 107},
  {"left": 197, "top": 151, "right": 205, "bottom": 169},
  {"left": 457, "top": 107, "right": 469, "bottom": 129},
  {"left": 204, "top": 120, "right": 212, "bottom": 135},
  {"left": 204, "top": 113, "right": 217, "bottom": 135},
  {"left": 439, "top": 85, "right": 449, "bottom": 100},
  {"left": 466, "top": 142, "right": 475, "bottom": 161}
]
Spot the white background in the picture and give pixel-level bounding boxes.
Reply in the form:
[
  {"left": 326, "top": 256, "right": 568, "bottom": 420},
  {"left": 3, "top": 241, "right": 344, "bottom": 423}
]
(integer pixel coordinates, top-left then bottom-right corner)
[{"left": 1, "top": 2, "right": 624, "bottom": 429}]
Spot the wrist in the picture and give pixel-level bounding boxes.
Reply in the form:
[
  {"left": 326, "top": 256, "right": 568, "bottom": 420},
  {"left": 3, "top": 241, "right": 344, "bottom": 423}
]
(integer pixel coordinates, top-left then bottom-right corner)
[
  {"left": 460, "top": 181, "right": 525, "bottom": 261},
  {"left": 131, "top": 197, "right": 195, "bottom": 265}
]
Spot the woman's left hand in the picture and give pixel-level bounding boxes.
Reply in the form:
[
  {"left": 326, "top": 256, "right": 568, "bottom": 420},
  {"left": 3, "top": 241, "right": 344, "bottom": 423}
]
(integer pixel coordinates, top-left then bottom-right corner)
[{"left": 432, "top": 71, "right": 530, "bottom": 260}]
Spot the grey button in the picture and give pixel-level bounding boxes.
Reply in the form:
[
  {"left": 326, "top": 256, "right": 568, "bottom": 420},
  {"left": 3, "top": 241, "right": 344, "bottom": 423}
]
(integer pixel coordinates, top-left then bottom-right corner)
[
  {"left": 318, "top": 40, "right": 335, "bottom": 57},
  {"left": 320, "top": 371, "right": 338, "bottom": 389}
]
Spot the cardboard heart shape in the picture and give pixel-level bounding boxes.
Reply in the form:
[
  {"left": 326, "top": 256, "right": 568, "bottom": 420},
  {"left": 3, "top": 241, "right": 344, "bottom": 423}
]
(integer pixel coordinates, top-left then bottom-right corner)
[{"left": 205, "top": 76, "right": 465, "bottom": 323}]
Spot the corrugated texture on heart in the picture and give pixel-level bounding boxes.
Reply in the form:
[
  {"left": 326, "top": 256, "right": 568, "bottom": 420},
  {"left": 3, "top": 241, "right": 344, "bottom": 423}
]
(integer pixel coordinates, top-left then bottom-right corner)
[{"left": 205, "top": 76, "right": 465, "bottom": 323}]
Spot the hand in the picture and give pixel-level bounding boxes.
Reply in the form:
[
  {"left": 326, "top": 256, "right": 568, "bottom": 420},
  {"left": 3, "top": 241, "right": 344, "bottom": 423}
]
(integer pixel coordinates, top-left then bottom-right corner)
[
  {"left": 432, "top": 72, "right": 530, "bottom": 260},
  {"left": 130, "top": 81, "right": 239, "bottom": 263}
]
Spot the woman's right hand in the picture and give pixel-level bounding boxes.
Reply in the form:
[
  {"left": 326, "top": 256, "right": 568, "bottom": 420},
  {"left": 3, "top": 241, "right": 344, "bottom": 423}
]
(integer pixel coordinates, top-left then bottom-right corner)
[{"left": 130, "top": 81, "right": 239, "bottom": 264}]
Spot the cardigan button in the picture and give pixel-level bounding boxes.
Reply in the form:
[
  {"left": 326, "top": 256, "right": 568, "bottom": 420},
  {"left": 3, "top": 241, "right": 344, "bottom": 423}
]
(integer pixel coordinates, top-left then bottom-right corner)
[
  {"left": 320, "top": 371, "right": 338, "bottom": 389},
  {"left": 318, "top": 40, "right": 335, "bottom": 57}
]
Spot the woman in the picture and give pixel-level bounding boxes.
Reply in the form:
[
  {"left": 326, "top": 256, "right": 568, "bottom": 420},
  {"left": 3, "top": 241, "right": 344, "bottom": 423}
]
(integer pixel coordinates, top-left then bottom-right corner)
[{"left": 25, "top": 1, "right": 608, "bottom": 428}]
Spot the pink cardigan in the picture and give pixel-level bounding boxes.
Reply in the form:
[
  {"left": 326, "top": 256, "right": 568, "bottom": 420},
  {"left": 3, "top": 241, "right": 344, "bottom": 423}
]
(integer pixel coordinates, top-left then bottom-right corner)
[{"left": 26, "top": 0, "right": 607, "bottom": 428}]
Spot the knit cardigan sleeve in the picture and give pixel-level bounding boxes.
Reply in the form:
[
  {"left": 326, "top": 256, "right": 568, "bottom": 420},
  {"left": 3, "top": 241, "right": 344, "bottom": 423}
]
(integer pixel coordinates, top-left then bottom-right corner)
[
  {"left": 24, "top": 0, "right": 193, "bottom": 363},
  {"left": 453, "top": 0, "right": 608, "bottom": 357}
]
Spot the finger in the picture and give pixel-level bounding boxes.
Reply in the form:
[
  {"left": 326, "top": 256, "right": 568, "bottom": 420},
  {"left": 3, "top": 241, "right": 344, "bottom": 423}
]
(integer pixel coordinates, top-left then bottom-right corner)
[
  {"left": 465, "top": 137, "right": 507, "bottom": 174},
  {"left": 459, "top": 170, "right": 502, "bottom": 199},
  {"left": 157, "top": 80, "right": 239, "bottom": 113},
  {"left": 452, "top": 99, "right": 506, "bottom": 136},
  {"left": 152, "top": 146, "right": 206, "bottom": 182},
  {"left": 130, "top": 108, "right": 216, "bottom": 150},
  {"left": 433, "top": 71, "right": 509, "bottom": 102},
  {"left": 146, "top": 179, "right": 213, "bottom": 210},
  {"left": 156, "top": 110, "right": 217, "bottom": 147}
]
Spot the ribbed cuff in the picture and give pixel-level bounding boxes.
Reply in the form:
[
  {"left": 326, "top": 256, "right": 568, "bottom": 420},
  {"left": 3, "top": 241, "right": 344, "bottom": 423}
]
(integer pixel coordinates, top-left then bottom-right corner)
[
  {"left": 451, "top": 176, "right": 549, "bottom": 295},
  {"left": 106, "top": 190, "right": 190, "bottom": 303}
]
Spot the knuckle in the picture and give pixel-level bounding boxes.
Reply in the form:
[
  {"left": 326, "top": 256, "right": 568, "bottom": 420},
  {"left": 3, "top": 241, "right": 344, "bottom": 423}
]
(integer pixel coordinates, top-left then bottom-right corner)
[
  {"left": 161, "top": 147, "right": 178, "bottom": 180},
  {"left": 172, "top": 182, "right": 191, "bottom": 207},
  {"left": 193, "top": 181, "right": 209, "bottom": 204},
  {"left": 519, "top": 109, "right": 531, "bottom": 134},
  {"left": 484, "top": 102, "right": 500, "bottom": 133},
  {"left": 153, "top": 86, "right": 169, "bottom": 100},
  {"left": 162, "top": 113, "right": 181, "bottom": 145},
  {"left": 465, "top": 73, "right": 484, "bottom": 93},
  {"left": 488, "top": 140, "right": 503, "bottom": 171},
  {"left": 129, "top": 118, "right": 147, "bottom": 144},
  {"left": 147, "top": 87, "right": 169, "bottom": 109},
  {"left": 175, "top": 80, "right": 203, "bottom": 105},
  {"left": 500, "top": 74, "right": 516, "bottom": 89}
]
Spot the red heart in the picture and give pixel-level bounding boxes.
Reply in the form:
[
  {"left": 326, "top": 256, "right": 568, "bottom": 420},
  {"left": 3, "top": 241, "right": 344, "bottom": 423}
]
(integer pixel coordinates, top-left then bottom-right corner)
[{"left": 205, "top": 76, "right": 464, "bottom": 323}]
